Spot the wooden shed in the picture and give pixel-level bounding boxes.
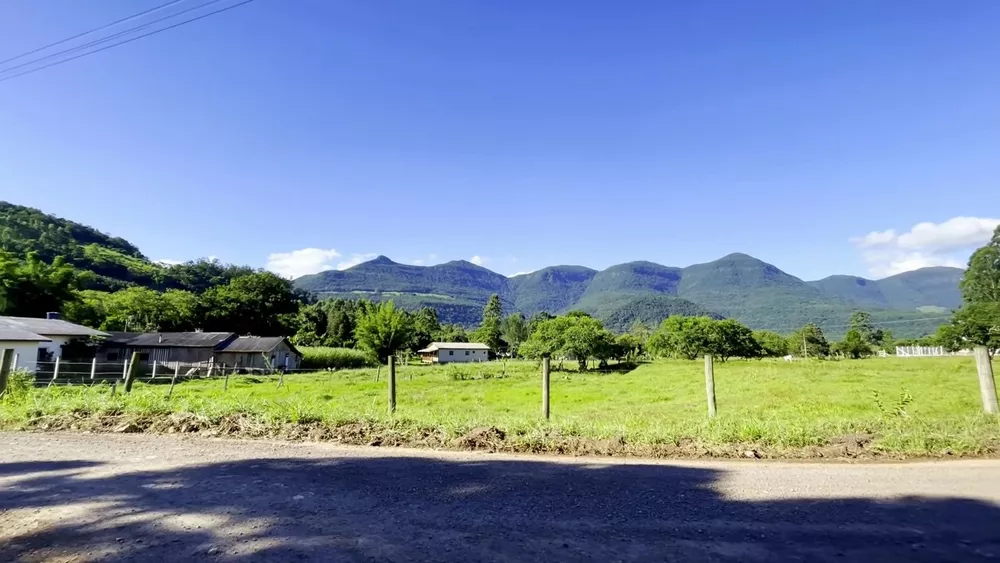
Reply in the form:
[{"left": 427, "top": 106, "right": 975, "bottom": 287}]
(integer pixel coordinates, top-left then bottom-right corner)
[
  {"left": 100, "top": 332, "right": 238, "bottom": 367},
  {"left": 216, "top": 336, "right": 302, "bottom": 371}
]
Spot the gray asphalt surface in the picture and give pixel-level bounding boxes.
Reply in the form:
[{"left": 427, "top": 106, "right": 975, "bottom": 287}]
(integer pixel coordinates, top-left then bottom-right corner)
[{"left": 2, "top": 432, "right": 1000, "bottom": 562}]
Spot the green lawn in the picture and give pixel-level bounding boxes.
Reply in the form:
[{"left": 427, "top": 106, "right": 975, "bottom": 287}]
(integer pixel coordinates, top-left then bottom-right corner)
[{"left": 2, "top": 357, "right": 998, "bottom": 458}]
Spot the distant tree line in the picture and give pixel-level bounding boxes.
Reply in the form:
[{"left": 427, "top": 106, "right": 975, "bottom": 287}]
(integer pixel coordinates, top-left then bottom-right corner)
[{"left": 3, "top": 224, "right": 997, "bottom": 369}]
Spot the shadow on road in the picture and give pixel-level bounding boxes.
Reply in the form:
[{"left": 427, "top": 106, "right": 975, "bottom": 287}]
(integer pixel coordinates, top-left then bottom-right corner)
[{"left": 1, "top": 455, "right": 998, "bottom": 561}]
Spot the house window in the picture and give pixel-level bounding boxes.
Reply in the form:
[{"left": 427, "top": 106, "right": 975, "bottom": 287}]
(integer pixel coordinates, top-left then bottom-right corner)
[
  {"left": 465, "top": 351, "right": 470, "bottom": 356},
  {"left": 449, "top": 351, "right": 454, "bottom": 356},
  {"left": 106, "top": 352, "right": 119, "bottom": 361}
]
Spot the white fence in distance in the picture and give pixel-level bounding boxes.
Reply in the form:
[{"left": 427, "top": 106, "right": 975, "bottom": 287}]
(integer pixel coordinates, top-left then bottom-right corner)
[{"left": 895, "top": 346, "right": 974, "bottom": 357}]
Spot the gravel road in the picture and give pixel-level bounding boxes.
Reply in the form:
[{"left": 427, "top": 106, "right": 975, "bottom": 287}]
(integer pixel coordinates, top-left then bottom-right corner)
[{"left": 2, "top": 432, "right": 1000, "bottom": 562}]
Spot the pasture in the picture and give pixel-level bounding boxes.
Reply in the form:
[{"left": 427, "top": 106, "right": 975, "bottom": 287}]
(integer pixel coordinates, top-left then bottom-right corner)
[{"left": 1, "top": 357, "right": 998, "bottom": 458}]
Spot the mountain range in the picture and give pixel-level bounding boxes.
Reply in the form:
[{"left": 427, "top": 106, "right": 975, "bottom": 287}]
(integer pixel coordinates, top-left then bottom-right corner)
[
  {"left": 0, "top": 201, "right": 964, "bottom": 338},
  {"left": 294, "top": 254, "right": 964, "bottom": 337}
]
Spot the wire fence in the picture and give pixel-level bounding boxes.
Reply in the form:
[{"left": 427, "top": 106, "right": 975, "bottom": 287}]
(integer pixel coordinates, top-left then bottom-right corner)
[{"left": 19, "top": 358, "right": 395, "bottom": 389}]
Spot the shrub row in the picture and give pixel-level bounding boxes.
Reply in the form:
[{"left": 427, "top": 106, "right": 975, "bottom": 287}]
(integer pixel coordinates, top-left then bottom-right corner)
[{"left": 299, "top": 347, "right": 377, "bottom": 370}]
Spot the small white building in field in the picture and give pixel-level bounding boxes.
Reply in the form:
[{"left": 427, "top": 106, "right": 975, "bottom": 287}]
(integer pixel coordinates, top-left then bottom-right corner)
[
  {"left": 0, "top": 329, "right": 52, "bottom": 372},
  {"left": 0, "top": 314, "right": 108, "bottom": 370},
  {"left": 417, "top": 342, "right": 490, "bottom": 364}
]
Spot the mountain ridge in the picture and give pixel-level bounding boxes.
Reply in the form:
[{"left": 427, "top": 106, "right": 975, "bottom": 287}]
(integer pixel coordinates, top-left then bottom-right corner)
[
  {"left": 294, "top": 254, "right": 964, "bottom": 336},
  {"left": 0, "top": 201, "right": 963, "bottom": 338}
]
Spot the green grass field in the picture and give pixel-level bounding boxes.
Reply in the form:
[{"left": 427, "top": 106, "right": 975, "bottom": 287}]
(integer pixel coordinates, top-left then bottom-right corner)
[{"left": 2, "top": 357, "right": 998, "bottom": 458}]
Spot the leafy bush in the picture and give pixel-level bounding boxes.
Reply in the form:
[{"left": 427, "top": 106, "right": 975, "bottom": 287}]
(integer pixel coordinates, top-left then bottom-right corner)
[
  {"left": 299, "top": 347, "right": 376, "bottom": 370},
  {"left": 1, "top": 369, "right": 35, "bottom": 402}
]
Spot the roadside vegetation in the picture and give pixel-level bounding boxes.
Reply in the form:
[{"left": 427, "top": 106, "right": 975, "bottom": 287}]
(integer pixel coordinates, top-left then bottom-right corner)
[{"left": 2, "top": 357, "right": 997, "bottom": 459}]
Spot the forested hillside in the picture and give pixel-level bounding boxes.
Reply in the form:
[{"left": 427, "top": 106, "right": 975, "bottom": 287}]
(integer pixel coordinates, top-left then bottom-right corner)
[
  {"left": 0, "top": 201, "right": 963, "bottom": 337},
  {"left": 0, "top": 202, "right": 254, "bottom": 292},
  {"left": 295, "top": 253, "right": 963, "bottom": 337},
  {"left": 808, "top": 267, "right": 964, "bottom": 310}
]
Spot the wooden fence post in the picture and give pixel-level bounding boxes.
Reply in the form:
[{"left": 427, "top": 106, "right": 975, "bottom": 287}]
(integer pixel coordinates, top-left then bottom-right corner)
[
  {"left": 0, "top": 349, "right": 14, "bottom": 398},
  {"left": 151, "top": 361, "right": 158, "bottom": 381},
  {"left": 12, "top": 353, "right": 17, "bottom": 370},
  {"left": 974, "top": 346, "right": 998, "bottom": 415},
  {"left": 224, "top": 364, "right": 235, "bottom": 392},
  {"left": 122, "top": 358, "right": 129, "bottom": 380},
  {"left": 124, "top": 352, "right": 140, "bottom": 394},
  {"left": 49, "top": 357, "right": 60, "bottom": 388},
  {"left": 388, "top": 356, "right": 396, "bottom": 414},
  {"left": 167, "top": 364, "right": 179, "bottom": 399},
  {"left": 90, "top": 357, "right": 97, "bottom": 381},
  {"left": 542, "top": 356, "right": 550, "bottom": 420},
  {"left": 705, "top": 354, "right": 717, "bottom": 418}
]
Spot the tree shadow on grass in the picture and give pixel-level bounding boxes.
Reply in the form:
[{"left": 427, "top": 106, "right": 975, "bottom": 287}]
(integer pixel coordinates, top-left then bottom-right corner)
[{"left": 1, "top": 454, "right": 999, "bottom": 562}]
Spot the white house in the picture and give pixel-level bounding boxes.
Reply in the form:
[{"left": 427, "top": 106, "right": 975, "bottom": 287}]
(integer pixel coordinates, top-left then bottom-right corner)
[
  {"left": 0, "top": 329, "right": 52, "bottom": 372},
  {"left": 417, "top": 342, "right": 491, "bottom": 364},
  {"left": 0, "top": 314, "right": 108, "bottom": 370}
]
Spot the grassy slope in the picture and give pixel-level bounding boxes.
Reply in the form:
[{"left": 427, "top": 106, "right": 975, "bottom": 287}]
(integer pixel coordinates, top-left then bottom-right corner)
[{"left": 3, "top": 357, "right": 997, "bottom": 458}]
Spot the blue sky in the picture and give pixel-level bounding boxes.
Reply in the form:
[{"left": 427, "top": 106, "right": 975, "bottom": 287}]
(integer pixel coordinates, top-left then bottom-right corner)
[{"left": 1, "top": 0, "right": 998, "bottom": 280}]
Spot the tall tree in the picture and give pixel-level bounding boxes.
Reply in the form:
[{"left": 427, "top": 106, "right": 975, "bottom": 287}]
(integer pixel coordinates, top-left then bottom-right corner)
[
  {"left": 960, "top": 225, "right": 1000, "bottom": 304},
  {"left": 499, "top": 313, "right": 530, "bottom": 358},
  {"left": 837, "top": 328, "right": 873, "bottom": 359},
  {"left": 788, "top": 323, "right": 830, "bottom": 357},
  {"left": 200, "top": 272, "right": 300, "bottom": 336},
  {"left": 435, "top": 323, "right": 469, "bottom": 343},
  {"left": 753, "top": 330, "right": 788, "bottom": 357},
  {"left": 647, "top": 316, "right": 717, "bottom": 360},
  {"left": 473, "top": 293, "right": 504, "bottom": 352},
  {"left": 0, "top": 251, "right": 79, "bottom": 317},
  {"left": 713, "top": 318, "right": 761, "bottom": 361},
  {"left": 293, "top": 303, "right": 329, "bottom": 346},
  {"left": 96, "top": 287, "right": 200, "bottom": 332},
  {"left": 411, "top": 307, "right": 441, "bottom": 351},
  {"left": 354, "top": 301, "right": 414, "bottom": 362},
  {"left": 849, "top": 311, "right": 886, "bottom": 348},
  {"left": 520, "top": 314, "right": 614, "bottom": 370},
  {"left": 940, "top": 225, "right": 1000, "bottom": 355}
]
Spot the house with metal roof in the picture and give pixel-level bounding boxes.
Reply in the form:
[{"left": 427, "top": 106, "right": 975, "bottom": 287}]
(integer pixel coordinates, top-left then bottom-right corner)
[
  {"left": 417, "top": 342, "right": 490, "bottom": 364},
  {"left": 99, "top": 332, "right": 301, "bottom": 371},
  {"left": 100, "top": 332, "right": 238, "bottom": 366},
  {"left": 217, "top": 336, "right": 302, "bottom": 370},
  {"left": 0, "top": 314, "right": 108, "bottom": 368},
  {"left": 0, "top": 328, "right": 52, "bottom": 372}
]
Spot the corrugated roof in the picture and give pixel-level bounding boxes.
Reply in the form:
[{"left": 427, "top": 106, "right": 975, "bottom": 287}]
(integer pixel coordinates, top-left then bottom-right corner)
[
  {"left": 218, "top": 336, "right": 287, "bottom": 353},
  {"left": 418, "top": 342, "right": 491, "bottom": 353},
  {"left": 0, "top": 316, "right": 108, "bottom": 337},
  {"left": 108, "top": 332, "right": 236, "bottom": 348},
  {"left": 105, "top": 332, "right": 142, "bottom": 345},
  {"left": 0, "top": 328, "right": 51, "bottom": 342}
]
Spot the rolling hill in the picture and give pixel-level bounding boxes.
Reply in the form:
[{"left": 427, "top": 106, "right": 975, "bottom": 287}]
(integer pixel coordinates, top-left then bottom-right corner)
[
  {"left": 808, "top": 267, "right": 963, "bottom": 311},
  {"left": 294, "top": 253, "right": 965, "bottom": 337}
]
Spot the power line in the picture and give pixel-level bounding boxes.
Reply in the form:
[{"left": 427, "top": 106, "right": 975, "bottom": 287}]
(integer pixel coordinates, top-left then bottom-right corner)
[
  {"left": 0, "top": 0, "right": 228, "bottom": 77},
  {"left": 0, "top": 0, "right": 187, "bottom": 67},
  {"left": 0, "top": 0, "right": 258, "bottom": 84}
]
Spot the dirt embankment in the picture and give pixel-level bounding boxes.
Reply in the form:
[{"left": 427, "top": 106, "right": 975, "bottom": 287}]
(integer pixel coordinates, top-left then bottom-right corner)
[{"left": 15, "top": 410, "right": 996, "bottom": 460}]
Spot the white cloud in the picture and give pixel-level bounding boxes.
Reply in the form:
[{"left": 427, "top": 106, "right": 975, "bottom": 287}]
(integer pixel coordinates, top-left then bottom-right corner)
[
  {"left": 851, "top": 216, "right": 999, "bottom": 277},
  {"left": 470, "top": 255, "right": 485, "bottom": 266},
  {"left": 336, "top": 253, "right": 378, "bottom": 270},
  {"left": 154, "top": 258, "right": 183, "bottom": 266},
  {"left": 267, "top": 249, "right": 381, "bottom": 278},
  {"left": 410, "top": 254, "right": 439, "bottom": 267},
  {"left": 510, "top": 271, "right": 534, "bottom": 277},
  {"left": 266, "top": 248, "right": 342, "bottom": 278}
]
